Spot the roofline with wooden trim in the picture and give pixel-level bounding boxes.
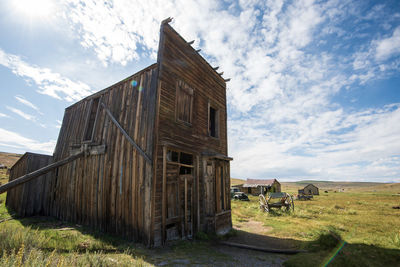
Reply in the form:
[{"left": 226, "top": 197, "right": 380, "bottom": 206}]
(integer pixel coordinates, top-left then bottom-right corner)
[{"left": 66, "top": 63, "right": 158, "bottom": 111}]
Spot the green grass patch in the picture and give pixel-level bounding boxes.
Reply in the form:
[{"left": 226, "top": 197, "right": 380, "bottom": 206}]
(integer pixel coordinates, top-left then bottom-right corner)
[{"left": 232, "top": 188, "right": 400, "bottom": 265}]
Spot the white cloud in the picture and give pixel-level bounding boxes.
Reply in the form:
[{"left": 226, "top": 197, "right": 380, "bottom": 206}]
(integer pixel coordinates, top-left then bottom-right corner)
[
  {"left": 43, "top": 0, "right": 400, "bottom": 181},
  {"left": 6, "top": 106, "right": 36, "bottom": 121},
  {"left": 0, "top": 128, "right": 55, "bottom": 154},
  {"left": 5, "top": 106, "right": 47, "bottom": 128},
  {"left": 375, "top": 26, "right": 400, "bottom": 61},
  {"left": 229, "top": 104, "right": 400, "bottom": 181},
  {"left": 0, "top": 48, "right": 93, "bottom": 101},
  {"left": 15, "top": 95, "right": 43, "bottom": 114},
  {"left": 62, "top": 0, "right": 164, "bottom": 66},
  {"left": 0, "top": 113, "right": 10, "bottom": 118}
]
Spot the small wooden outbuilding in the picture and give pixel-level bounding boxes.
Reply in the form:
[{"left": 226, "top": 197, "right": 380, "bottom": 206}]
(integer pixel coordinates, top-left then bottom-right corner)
[
  {"left": 240, "top": 179, "right": 281, "bottom": 196},
  {"left": 299, "top": 184, "right": 319, "bottom": 195},
  {"left": 5, "top": 19, "right": 232, "bottom": 247},
  {"left": 6, "top": 153, "right": 53, "bottom": 216}
]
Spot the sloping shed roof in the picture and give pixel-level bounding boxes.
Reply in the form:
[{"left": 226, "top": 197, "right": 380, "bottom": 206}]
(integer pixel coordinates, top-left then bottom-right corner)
[
  {"left": 243, "top": 178, "right": 279, "bottom": 188},
  {"left": 10, "top": 152, "right": 51, "bottom": 171}
]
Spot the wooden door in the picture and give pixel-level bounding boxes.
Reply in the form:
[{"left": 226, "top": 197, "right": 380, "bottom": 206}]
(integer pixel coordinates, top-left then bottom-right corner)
[
  {"left": 165, "top": 167, "right": 194, "bottom": 240},
  {"left": 180, "top": 174, "right": 194, "bottom": 238},
  {"left": 204, "top": 160, "right": 215, "bottom": 216},
  {"left": 215, "top": 160, "right": 230, "bottom": 213}
]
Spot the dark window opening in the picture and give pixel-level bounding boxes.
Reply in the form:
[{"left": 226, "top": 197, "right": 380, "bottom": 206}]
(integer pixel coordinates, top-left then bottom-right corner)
[
  {"left": 167, "top": 150, "right": 193, "bottom": 166},
  {"left": 167, "top": 150, "right": 179, "bottom": 162},
  {"left": 209, "top": 106, "right": 218, "bottom": 138},
  {"left": 180, "top": 152, "right": 193, "bottom": 165},
  {"left": 83, "top": 97, "right": 100, "bottom": 141}
]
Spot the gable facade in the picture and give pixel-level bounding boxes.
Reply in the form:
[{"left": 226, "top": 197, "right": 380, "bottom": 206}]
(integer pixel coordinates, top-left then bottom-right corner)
[{"left": 6, "top": 20, "right": 232, "bottom": 247}]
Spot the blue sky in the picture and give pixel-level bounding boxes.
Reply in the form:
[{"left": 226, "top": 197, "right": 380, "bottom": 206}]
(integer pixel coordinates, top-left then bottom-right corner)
[{"left": 0, "top": 0, "right": 399, "bottom": 182}]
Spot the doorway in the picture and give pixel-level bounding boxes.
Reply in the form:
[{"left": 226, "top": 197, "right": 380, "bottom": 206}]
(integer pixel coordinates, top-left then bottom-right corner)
[{"left": 164, "top": 149, "right": 195, "bottom": 241}]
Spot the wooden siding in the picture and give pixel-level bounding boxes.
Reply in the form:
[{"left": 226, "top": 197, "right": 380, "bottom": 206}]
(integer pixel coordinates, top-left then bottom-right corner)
[
  {"left": 154, "top": 23, "right": 230, "bottom": 244},
  {"left": 6, "top": 153, "right": 53, "bottom": 216},
  {"left": 50, "top": 65, "right": 158, "bottom": 244},
  {"left": 303, "top": 184, "right": 319, "bottom": 195}
]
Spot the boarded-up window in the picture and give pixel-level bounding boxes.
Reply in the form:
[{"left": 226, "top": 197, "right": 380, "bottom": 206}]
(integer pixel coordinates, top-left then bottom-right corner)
[
  {"left": 83, "top": 97, "right": 100, "bottom": 141},
  {"left": 208, "top": 104, "right": 219, "bottom": 138},
  {"left": 176, "top": 80, "right": 193, "bottom": 124}
]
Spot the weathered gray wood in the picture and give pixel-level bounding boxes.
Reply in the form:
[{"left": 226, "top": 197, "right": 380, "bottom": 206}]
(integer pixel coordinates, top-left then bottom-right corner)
[
  {"left": 0, "top": 152, "right": 83, "bottom": 194},
  {"left": 101, "top": 102, "right": 152, "bottom": 165}
]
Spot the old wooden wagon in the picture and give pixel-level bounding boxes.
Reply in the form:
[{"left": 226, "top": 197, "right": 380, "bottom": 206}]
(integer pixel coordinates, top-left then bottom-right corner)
[
  {"left": 4, "top": 19, "right": 232, "bottom": 247},
  {"left": 259, "top": 192, "right": 294, "bottom": 213}
]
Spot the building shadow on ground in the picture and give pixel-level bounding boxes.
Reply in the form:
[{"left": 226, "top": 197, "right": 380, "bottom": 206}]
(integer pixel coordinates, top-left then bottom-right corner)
[{"left": 8, "top": 215, "right": 400, "bottom": 267}]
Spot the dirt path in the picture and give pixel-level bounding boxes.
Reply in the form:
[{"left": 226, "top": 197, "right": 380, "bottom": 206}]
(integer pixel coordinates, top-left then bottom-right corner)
[
  {"left": 229, "top": 219, "right": 299, "bottom": 250},
  {"left": 147, "top": 219, "right": 294, "bottom": 266}
]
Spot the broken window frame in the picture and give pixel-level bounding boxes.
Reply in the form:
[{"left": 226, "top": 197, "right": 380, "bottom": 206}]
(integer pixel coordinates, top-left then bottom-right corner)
[
  {"left": 166, "top": 149, "right": 194, "bottom": 175},
  {"left": 82, "top": 96, "right": 101, "bottom": 143},
  {"left": 175, "top": 80, "right": 194, "bottom": 125}
]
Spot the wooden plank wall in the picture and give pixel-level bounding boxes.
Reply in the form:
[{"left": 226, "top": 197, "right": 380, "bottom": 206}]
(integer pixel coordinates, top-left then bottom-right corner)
[
  {"left": 51, "top": 65, "right": 158, "bottom": 244},
  {"left": 6, "top": 153, "right": 53, "bottom": 216},
  {"left": 154, "top": 23, "right": 230, "bottom": 244}
]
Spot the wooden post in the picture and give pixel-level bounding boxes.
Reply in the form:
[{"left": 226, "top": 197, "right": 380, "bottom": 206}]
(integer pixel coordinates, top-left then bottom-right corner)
[
  {"left": 162, "top": 146, "right": 167, "bottom": 244},
  {"left": 184, "top": 177, "right": 188, "bottom": 237},
  {"left": 196, "top": 155, "right": 200, "bottom": 233}
]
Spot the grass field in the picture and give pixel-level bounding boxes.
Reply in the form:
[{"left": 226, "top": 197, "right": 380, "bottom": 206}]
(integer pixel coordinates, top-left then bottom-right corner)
[
  {"left": 0, "top": 152, "right": 21, "bottom": 168},
  {"left": 0, "top": 151, "right": 399, "bottom": 266},
  {"left": 232, "top": 183, "right": 400, "bottom": 266}
]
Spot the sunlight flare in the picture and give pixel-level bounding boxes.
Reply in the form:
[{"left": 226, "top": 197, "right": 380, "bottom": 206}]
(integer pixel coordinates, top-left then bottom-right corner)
[{"left": 12, "top": 0, "right": 54, "bottom": 19}]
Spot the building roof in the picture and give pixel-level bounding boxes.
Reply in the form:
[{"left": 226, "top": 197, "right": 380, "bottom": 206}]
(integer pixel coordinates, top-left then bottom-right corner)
[
  {"left": 242, "top": 178, "right": 279, "bottom": 188},
  {"left": 304, "top": 184, "right": 318, "bottom": 189},
  {"left": 10, "top": 152, "right": 52, "bottom": 171}
]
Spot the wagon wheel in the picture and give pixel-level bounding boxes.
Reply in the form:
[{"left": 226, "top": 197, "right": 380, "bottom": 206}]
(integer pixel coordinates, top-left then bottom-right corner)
[
  {"left": 286, "top": 194, "right": 295, "bottom": 212},
  {"left": 259, "top": 194, "right": 269, "bottom": 212}
]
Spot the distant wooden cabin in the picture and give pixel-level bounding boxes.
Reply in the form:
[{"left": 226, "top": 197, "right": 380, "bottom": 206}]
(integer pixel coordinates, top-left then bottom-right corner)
[
  {"left": 299, "top": 184, "right": 319, "bottom": 195},
  {"left": 6, "top": 19, "right": 232, "bottom": 247},
  {"left": 240, "top": 179, "right": 281, "bottom": 196}
]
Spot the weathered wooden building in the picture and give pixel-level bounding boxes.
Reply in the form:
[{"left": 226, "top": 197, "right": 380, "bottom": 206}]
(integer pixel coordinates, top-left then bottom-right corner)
[
  {"left": 239, "top": 179, "right": 281, "bottom": 196},
  {"left": 299, "top": 184, "right": 319, "bottom": 195},
  {"left": 6, "top": 19, "right": 232, "bottom": 247},
  {"left": 6, "top": 153, "right": 53, "bottom": 216}
]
